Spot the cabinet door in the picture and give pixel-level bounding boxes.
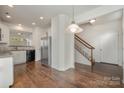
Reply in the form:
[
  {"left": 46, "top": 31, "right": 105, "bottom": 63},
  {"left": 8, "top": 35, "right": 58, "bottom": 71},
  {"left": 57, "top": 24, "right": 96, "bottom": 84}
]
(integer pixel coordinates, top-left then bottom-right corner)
[
  {"left": 0, "top": 57, "right": 13, "bottom": 87},
  {"left": 12, "top": 51, "right": 26, "bottom": 64},
  {"left": 2, "top": 25, "right": 9, "bottom": 43},
  {"left": 0, "top": 23, "right": 9, "bottom": 44}
]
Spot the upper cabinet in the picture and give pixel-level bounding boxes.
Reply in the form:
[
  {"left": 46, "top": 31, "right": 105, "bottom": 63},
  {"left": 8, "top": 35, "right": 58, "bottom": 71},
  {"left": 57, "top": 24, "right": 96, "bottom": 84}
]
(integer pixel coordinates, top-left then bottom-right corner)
[{"left": 0, "top": 22, "right": 9, "bottom": 44}]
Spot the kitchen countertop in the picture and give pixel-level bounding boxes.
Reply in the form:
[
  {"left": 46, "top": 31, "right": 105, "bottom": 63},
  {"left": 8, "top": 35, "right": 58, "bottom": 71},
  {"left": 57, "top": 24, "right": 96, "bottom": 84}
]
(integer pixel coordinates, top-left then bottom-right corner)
[
  {"left": 9, "top": 46, "right": 35, "bottom": 51},
  {"left": 10, "top": 49, "right": 35, "bottom": 51}
]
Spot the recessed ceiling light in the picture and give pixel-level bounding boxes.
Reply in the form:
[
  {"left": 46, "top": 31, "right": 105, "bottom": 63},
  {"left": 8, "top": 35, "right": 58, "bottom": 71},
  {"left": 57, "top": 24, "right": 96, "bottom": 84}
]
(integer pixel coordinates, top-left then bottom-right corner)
[
  {"left": 89, "top": 19, "right": 96, "bottom": 24},
  {"left": 18, "top": 24, "right": 22, "bottom": 26},
  {"left": 8, "top": 5, "right": 14, "bottom": 8},
  {"left": 18, "top": 33, "right": 21, "bottom": 35},
  {"left": 32, "top": 22, "right": 36, "bottom": 25},
  {"left": 40, "top": 16, "right": 44, "bottom": 20},
  {"left": 6, "top": 15, "right": 11, "bottom": 18}
]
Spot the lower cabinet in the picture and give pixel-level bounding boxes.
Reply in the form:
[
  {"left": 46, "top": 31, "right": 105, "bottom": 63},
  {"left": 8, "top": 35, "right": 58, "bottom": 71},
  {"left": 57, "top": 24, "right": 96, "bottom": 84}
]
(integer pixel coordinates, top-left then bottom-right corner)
[
  {"left": 0, "top": 57, "right": 13, "bottom": 88},
  {"left": 12, "top": 51, "right": 26, "bottom": 65}
]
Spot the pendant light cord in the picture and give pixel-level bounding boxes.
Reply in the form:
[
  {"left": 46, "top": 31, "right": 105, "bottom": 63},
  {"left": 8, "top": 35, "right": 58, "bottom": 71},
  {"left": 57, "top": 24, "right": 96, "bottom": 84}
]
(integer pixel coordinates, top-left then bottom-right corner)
[
  {"left": 72, "top": 5, "right": 75, "bottom": 23},
  {"left": 73, "top": 5, "right": 74, "bottom": 21}
]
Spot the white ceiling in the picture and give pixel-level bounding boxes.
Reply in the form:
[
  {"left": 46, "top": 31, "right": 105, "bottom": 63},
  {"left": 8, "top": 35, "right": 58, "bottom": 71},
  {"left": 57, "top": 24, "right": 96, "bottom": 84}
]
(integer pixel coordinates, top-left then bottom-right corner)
[
  {"left": 80, "top": 9, "right": 122, "bottom": 27},
  {"left": 0, "top": 5, "right": 100, "bottom": 28}
]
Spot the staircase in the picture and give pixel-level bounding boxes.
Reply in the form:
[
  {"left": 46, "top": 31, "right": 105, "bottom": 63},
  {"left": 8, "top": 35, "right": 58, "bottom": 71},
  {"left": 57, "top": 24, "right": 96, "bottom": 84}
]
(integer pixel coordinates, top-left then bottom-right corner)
[{"left": 74, "top": 34, "right": 95, "bottom": 72}]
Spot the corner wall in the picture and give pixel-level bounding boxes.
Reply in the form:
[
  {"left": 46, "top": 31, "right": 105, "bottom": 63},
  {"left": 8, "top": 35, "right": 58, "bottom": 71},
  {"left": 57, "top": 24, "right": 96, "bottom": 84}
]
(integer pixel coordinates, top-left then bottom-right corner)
[{"left": 51, "top": 14, "right": 74, "bottom": 71}]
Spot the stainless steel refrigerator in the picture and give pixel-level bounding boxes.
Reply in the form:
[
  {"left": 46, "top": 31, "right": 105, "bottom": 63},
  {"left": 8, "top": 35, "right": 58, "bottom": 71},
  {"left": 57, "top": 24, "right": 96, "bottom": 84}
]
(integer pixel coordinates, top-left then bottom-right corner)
[{"left": 41, "top": 34, "right": 51, "bottom": 66}]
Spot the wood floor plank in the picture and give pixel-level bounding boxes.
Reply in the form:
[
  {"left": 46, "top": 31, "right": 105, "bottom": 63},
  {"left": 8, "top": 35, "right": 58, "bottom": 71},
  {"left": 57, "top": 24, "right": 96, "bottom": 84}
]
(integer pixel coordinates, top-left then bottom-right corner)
[{"left": 12, "top": 61, "right": 123, "bottom": 88}]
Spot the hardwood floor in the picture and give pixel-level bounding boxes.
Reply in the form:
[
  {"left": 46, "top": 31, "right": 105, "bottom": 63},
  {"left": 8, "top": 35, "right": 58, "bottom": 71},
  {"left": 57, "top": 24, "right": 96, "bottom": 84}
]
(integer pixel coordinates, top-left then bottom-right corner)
[{"left": 12, "top": 61, "right": 123, "bottom": 88}]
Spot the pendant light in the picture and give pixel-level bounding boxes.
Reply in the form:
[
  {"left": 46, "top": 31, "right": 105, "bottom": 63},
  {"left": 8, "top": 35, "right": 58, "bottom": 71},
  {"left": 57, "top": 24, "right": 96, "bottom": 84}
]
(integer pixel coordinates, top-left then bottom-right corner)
[{"left": 67, "top": 6, "right": 83, "bottom": 33}]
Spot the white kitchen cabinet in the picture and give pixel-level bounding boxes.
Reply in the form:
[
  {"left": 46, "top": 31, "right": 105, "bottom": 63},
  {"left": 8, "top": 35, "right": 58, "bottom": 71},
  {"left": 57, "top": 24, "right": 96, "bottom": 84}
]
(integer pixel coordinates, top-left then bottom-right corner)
[
  {"left": 12, "top": 51, "right": 26, "bottom": 64},
  {"left": 0, "top": 22, "right": 9, "bottom": 44},
  {"left": 0, "top": 57, "right": 14, "bottom": 88}
]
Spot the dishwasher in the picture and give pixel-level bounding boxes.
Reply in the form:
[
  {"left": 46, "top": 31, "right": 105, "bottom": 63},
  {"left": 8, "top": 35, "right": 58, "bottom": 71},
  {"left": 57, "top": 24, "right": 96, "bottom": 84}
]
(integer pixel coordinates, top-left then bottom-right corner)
[{"left": 26, "top": 50, "right": 35, "bottom": 62}]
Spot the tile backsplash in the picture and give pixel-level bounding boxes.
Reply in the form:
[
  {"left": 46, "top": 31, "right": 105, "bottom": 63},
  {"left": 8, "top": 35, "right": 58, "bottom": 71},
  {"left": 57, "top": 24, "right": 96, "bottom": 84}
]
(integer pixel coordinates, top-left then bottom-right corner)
[
  {"left": 10, "top": 36, "right": 27, "bottom": 46},
  {"left": 9, "top": 30, "right": 32, "bottom": 46}
]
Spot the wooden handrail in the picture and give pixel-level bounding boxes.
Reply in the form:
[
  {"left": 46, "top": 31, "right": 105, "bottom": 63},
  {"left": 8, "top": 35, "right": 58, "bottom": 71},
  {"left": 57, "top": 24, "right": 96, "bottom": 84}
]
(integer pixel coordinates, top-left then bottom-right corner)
[
  {"left": 75, "top": 36, "right": 92, "bottom": 49},
  {"left": 75, "top": 34, "right": 95, "bottom": 49},
  {"left": 74, "top": 34, "right": 95, "bottom": 72}
]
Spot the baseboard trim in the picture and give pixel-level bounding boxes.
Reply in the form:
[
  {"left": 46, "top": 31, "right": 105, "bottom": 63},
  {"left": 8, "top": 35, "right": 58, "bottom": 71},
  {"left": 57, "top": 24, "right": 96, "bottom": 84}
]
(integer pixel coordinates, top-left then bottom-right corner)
[
  {"left": 99, "top": 62, "right": 119, "bottom": 66},
  {"left": 75, "top": 61, "right": 91, "bottom": 66}
]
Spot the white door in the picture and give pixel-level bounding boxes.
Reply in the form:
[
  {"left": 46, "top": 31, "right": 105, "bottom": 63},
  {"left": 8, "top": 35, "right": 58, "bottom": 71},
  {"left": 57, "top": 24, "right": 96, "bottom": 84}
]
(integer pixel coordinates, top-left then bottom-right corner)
[{"left": 100, "top": 32, "right": 118, "bottom": 65}]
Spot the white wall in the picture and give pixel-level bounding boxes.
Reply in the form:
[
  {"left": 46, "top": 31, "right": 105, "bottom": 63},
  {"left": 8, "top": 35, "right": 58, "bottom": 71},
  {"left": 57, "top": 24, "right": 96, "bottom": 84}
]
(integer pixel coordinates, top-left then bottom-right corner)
[
  {"left": 64, "top": 24, "right": 75, "bottom": 69},
  {"left": 76, "top": 10, "right": 122, "bottom": 66},
  {"left": 32, "top": 27, "right": 42, "bottom": 61},
  {"left": 51, "top": 14, "right": 65, "bottom": 70},
  {"left": 51, "top": 14, "right": 74, "bottom": 71}
]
